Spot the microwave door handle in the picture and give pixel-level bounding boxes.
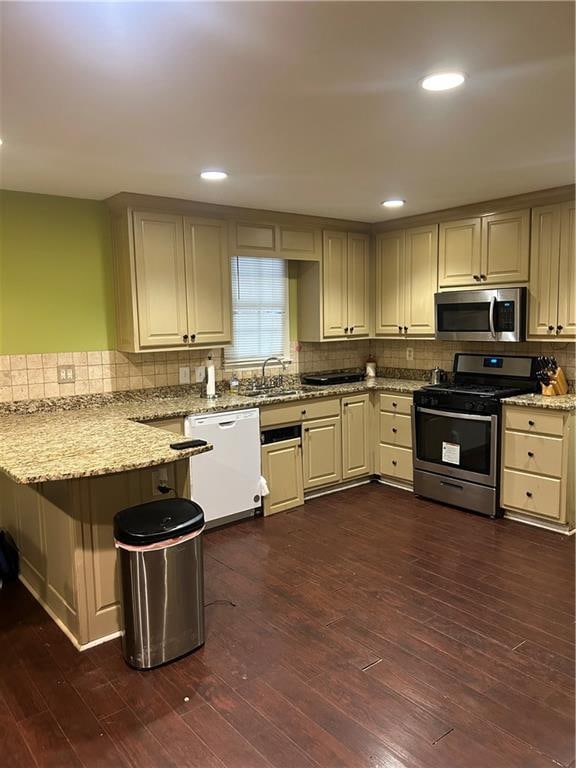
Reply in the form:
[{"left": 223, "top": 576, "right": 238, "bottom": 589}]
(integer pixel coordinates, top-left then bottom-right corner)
[{"left": 489, "top": 295, "right": 496, "bottom": 339}]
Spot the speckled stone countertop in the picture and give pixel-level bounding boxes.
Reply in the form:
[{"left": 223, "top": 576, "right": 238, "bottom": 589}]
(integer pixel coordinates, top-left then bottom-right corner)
[
  {"left": 0, "top": 378, "right": 424, "bottom": 485},
  {"left": 502, "top": 393, "right": 576, "bottom": 411}
]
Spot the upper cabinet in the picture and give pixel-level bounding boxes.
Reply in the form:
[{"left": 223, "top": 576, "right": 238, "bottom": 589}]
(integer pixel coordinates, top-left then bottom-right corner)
[
  {"left": 298, "top": 230, "right": 370, "bottom": 341},
  {"left": 112, "top": 210, "right": 231, "bottom": 352},
  {"left": 529, "top": 201, "right": 575, "bottom": 339},
  {"left": 230, "top": 221, "right": 321, "bottom": 261},
  {"left": 375, "top": 224, "right": 438, "bottom": 338},
  {"left": 438, "top": 209, "right": 530, "bottom": 288}
]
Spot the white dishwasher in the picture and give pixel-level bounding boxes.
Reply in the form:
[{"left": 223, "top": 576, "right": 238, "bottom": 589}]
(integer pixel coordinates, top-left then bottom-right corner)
[{"left": 185, "top": 409, "right": 261, "bottom": 527}]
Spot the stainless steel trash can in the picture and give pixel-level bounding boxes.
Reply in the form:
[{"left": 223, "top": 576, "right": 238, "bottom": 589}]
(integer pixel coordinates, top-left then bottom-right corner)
[{"left": 114, "top": 497, "right": 205, "bottom": 670}]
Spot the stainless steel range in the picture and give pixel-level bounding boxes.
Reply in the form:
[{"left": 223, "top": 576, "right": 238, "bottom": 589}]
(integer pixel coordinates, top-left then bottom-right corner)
[{"left": 412, "top": 353, "right": 539, "bottom": 518}]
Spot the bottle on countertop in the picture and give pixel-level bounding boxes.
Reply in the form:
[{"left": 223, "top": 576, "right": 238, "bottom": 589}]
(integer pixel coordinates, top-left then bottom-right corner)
[
  {"left": 229, "top": 372, "right": 240, "bottom": 395},
  {"left": 366, "top": 356, "right": 376, "bottom": 379}
]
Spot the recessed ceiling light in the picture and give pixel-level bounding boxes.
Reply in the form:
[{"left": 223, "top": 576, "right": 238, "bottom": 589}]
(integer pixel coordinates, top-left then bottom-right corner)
[
  {"left": 200, "top": 170, "right": 228, "bottom": 181},
  {"left": 421, "top": 71, "right": 466, "bottom": 91},
  {"left": 381, "top": 199, "right": 405, "bottom": 209}
]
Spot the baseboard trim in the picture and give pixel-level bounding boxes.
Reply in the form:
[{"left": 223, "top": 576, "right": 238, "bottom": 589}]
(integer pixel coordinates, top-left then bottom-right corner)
[
  {"left": 304, "top": 477, "right": 372, "bottom": 501},
  {"left": 503, "top": 510, "right": 575, "bottom": 536},
  {"left": 376, "top": 477, "right": 414, "bottom": 492},
  {"left": 18, "top": 574, "right": 123, "bottom": 651}
]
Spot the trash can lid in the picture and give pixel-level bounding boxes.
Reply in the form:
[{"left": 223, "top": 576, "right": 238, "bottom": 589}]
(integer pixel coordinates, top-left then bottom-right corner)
[{"left": 113, "top": 498, "right": 204, "bottom": 546}]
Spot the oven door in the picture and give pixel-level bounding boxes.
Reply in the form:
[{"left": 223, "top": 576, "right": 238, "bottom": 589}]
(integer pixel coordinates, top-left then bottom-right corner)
[{"left": 413, "top": 406, "right": 498, "bottom": 486}]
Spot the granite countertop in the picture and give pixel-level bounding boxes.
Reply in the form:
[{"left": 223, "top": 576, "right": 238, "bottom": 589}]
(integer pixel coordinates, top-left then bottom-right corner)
[
  {"left": 0, "top": 377, "right": 424, "bottom": 485},
  {"left": 502, "top": 393, "right": 576, "bottom": 411}
]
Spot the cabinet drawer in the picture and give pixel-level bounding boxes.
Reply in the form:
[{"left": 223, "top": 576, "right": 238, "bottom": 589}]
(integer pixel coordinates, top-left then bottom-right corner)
[
  {"left": 501, "top": 469, "right": 562, "bottom": 520},
  {"left": 260, "top": 398, "right": 340, "bottom": 427},
  {"left": 233, "top": 222, "right": 276, "bottom": 253},
  {"left": 379, "top": 444, "right": 413, "bottom": 482},
  {"left": 505, "top": 407, "right": 564, "bottom": 437},
  {"left": 379, "top": 393, "right": 412, "bottom": 415},
  {"left": 503, "top": 431, "right": 563, "bottom": 478},
  {"left": 379, "top": 412, "right": 412, "bottom": 448}
]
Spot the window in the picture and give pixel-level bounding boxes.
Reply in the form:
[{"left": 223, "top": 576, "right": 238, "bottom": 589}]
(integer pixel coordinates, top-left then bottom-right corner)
[{"left": 225, "top": 256, "right": 289, "bottom": 366}]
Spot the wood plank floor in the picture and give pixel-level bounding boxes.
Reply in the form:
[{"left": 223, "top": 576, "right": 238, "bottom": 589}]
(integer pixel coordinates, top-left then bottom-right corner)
[{"left": 1, "top": 483, "right": 574, "bottom": 768}]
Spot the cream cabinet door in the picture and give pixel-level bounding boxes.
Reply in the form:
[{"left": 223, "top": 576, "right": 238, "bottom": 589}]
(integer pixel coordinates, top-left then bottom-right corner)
[
  {"left": 557, "top": 201, "right": 576, "bottom": 338},
  {"left": 528, "top": 205, "right": 561, "bottom": 338},
  {"left": 322, "top": 231, "right": 348, "bottom": 337},
  {"left": 375, "top": 230, "right": 404, "bottom": 336},
  {"left": 403, "top": 225, "right": 438, "bottom": 336},
  {"left": 133, "top": 212, "right": 188, "bottom": 348},
  {"left": 481, "top": 209, "right": 530, "bottom": 284},
  {"left": 438, "top": 218, "right": 481, "bottom": 287},
  {"left": 278, "top": 226, "right": 321, "bottom": 261},
  {"left": 184, "top": 218, "right": 232, "bottom": 345},
  {"left": 347, "top": 233, "right": 370, "bottom": 337},
  {"left": 303, "top": 416, "right": 342, "bottom": 489},
  {"left": 261, "top": 439, "right": 304, "bottom": 515},
  {"left": 342, "top": 394, "right": 370, "bottom": 480}
]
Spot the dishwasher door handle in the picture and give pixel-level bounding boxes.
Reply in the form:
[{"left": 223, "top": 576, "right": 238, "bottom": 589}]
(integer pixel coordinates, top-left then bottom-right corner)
[{"left": 217, "top": 421, "right": 237, "bottom": 429}]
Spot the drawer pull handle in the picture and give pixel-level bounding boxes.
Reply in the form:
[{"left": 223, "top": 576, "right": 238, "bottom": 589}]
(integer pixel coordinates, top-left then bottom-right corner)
[
  {"left": 527, "top": 451, "right": 534, "bottom": 458},
  {"left": 526, "top": 491, "right": 533, "bottom": 498},
  {"left": 528, "top": 420, "right": 535, "bottom": 426},
  {"left": 392, "top": 402, "right": 397, "bottom": 408},
  {"left": 392, "top": 460, "right": 397, "bottom": 466},
  {"left": 392, "top": 427, "right": 397, "bottom": 433},
  {"left": 301, "top": 410, "right": 307, "bottom": 415}
]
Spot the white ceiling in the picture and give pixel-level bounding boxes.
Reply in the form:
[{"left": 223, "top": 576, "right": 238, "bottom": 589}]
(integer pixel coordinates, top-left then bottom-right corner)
[{"left": 1, "top": 1, "right": 574, "bottom": 222}]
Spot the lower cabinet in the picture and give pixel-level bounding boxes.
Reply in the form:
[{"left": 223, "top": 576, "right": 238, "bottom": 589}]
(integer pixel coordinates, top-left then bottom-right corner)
[
  {"left": 342, "top": 394, "right": 371, "bottom": 479},
  {"left": 303, "top": 415, "right": 342, "bottom": 489},
  {"left": 261, "top": 438, "right": 304, "bottom": 516},
  {"left": 501, "top": 405, "right": 574, "bottom": 527},
  {"left": 378, "top": 392, "right": 414, "bottom": 484}
]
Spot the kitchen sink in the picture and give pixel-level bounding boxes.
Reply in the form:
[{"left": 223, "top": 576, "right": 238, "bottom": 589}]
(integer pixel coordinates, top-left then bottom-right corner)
[{"left": 241, "top": 388, "right": 304, "bottom": 399}]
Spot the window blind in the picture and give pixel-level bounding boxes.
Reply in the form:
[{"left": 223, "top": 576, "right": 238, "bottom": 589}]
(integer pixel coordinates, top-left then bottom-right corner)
[{"left": 226, "top": 256, "right": 288, "bottom": 365}]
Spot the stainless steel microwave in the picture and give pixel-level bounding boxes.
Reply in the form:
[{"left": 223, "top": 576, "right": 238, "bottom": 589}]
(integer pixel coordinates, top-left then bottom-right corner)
[{"left": 435, "top": 287, "right": 526, "bottom": 342}]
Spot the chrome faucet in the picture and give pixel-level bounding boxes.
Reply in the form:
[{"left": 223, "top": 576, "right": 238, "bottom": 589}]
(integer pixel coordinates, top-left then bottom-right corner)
[{"left": 261, "top": 356, "right": 287, "bottom": 380}]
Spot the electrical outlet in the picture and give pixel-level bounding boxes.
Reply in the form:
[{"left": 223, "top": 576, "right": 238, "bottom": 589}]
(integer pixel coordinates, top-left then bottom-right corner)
[
  {"left": 179, "top": 366, "right": 190, "bottom": 384},
  {"left": 195, "top": 366, "right": 205, "bottom": 383},
  {"left": 406, "top": 347, "right": 414, "bottom": 361},
  {"left": 151, "top": 467, "right": 169, "bottom": 496},
  {"left": 57, "top": 365, "right": 76, "bottom": 383}
]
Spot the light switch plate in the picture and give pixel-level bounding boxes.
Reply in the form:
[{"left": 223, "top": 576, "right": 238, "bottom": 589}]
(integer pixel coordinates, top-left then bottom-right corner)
[
  {"left": 57, "top": 365, "right": 76, "bottom": 383},
  {"left": 195, "top": 366, "right": 205, "bottom": 383},
  {"left": 406, "top": 347, "right": 414, "bottom": 361},
  {"left": 179, "top": 366, "right": 190, "bottom": 384}
]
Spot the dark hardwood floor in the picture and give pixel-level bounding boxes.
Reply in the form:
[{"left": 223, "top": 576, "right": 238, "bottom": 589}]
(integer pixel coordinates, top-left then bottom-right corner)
[{"left": 1, "top": 483, "right": 574, "bottom": 768}]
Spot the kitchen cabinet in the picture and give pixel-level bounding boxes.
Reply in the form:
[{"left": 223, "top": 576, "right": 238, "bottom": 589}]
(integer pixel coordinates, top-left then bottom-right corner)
[
  {"left": 112, "top": 210, "right": 232, "bottom": 351},
  {"left": 501, "top": 405, "right": 574, "bottom": 529},
  {"left": 299, "top": 231, "right": 370, "bottom": 341},
  {"left": 529, "top": 201, "right": 575, "bottom": 339},
  {"left": 230, "top": 221, "right": 321, "bottom": 261},
  {"left": 342, "top": 394, "right": 371, "bottom": 480},
  {"left": 375, "top": 225, "right": 437, "bottom": 337},
  {"left": 438, "top": 209, "right": 530, "bottom": 288},
  {"left": 377, "top": 392, "right": 413, "bottom": 485},
  {"left": 261, "top": 438, "right": 304, "bottom": 515},
  {"left": 302, "top": 415, "right": 342, "bottom": 489}
]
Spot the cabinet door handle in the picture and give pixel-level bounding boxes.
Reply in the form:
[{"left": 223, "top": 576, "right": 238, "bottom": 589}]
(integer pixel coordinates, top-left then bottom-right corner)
[
  {"left": 392, "top": 427, "right": 397, "bottom": 433},
  {"left": 527, "top": 451, "right": 534, "bottom": 458},
  {"left": 304, "top": 427, "right": 309, "bottom": 433},
  {"left": 473, "top": 274, "right": 480, "bottom": 281},
  {"left": 343, "top": 402, "right": 348, "bottom": 407},
  {"left": 392, "top": 460, "right": 397, "bottom": 466},
  {"left": 528, "top": 420, "right": 535, "bottom": 426},
  {"left": 344, "top": 327, "right": 349, "bottom": 334},
  {"left": 190, "top": 333, "right": 196, "bottom": 342},
  {"left": 301, "top": 410, "right": 307, "bottom": 416},
  {"left": 392, "top": 402, "right": 398, "bottom": 408},
  {"left": 480, "top": 274, "right": 487, "bottom": 281},
  {"left": 350, "top": 326, "right": 354, "bottom": 334},
  {"left": 398, "top": 325, "right": 402, "bottom": 332},
  {"left": 557, "top": 325, "right": 563, "bottom": 334},
  {"left": 548, "top": 325, "right": 555, "bottom": 332},
  {"left": 183, "top": 334, "right": 189, "bottom": 342},
  {"left": 526, "top": 491, "right": 533, "bottom": 498},
  {"left": 403, "top": 325, "right": 408, "bottom": 332}
]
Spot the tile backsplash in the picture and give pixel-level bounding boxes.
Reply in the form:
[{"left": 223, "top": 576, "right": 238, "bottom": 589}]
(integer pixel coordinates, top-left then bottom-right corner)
[{"left": 0, "top": 338, "right": 573, "bottom": 403}]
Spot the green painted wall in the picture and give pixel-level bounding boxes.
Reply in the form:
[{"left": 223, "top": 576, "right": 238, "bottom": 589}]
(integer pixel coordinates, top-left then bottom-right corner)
[{"left": 0, "top": 190, "right": 115, "bottom": 354}]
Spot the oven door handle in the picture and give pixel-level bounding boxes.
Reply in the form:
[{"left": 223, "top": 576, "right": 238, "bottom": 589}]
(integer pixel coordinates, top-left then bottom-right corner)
[
  {"left": 416, "top": 406, "right": 493, "bottom": 422},
  {"left": 489, "top": 295, "right": 497, "bottom": 340}
]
